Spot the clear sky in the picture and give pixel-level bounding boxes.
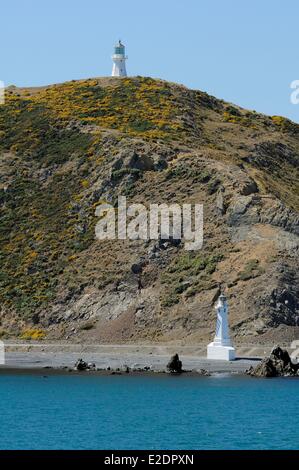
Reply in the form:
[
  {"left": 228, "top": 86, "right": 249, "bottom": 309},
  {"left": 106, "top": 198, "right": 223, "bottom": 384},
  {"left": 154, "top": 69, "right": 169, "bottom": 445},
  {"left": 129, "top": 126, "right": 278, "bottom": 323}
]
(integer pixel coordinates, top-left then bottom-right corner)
[{"left": 1, "top": 0, "right": 298, "bottom": 121}]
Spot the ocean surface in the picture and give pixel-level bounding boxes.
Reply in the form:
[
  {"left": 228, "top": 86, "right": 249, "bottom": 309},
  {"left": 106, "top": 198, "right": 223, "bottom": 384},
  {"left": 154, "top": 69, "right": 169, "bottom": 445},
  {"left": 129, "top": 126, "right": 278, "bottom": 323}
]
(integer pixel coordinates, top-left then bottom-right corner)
[{"left": 0, "top": 373, "right": 298, "bottom": 450}]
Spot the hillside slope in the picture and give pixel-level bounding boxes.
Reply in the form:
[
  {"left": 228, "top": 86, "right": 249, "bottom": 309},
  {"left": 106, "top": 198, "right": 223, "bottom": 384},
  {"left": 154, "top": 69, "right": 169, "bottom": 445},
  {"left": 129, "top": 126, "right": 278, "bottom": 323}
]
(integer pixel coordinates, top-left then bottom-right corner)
[{"left": 0, "top": 77, "right": 298, "bottom": 344}]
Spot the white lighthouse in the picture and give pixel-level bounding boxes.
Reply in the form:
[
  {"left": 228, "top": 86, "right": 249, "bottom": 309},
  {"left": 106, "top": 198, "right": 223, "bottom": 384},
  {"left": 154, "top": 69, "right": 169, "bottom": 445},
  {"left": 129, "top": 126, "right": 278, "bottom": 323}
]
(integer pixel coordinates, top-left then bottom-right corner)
[
  {"left": 111, "top": 40, "right": 127, "bottom": 77},
  {"left": 207, "top": 294, "right": 236, "bottom": 361}
]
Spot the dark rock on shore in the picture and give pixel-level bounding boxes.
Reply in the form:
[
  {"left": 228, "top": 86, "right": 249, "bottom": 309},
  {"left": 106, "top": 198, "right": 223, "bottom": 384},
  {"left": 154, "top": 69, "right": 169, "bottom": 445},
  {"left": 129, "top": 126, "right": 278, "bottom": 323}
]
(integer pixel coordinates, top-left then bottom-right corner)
[
  {"left": 74, "top": 358, "right": 88, "bottom": 371},
  {"left": 74, "top": 358, "right": 96, "bottom": 371},
  {"left": 197, "top": 368, "right": 211, "bottom": 376},
  {"left": 247, "top": 345, "right": 299, "bottom": 377},
  {"left": 167, "top": 353, "right": 182, "bottom": 373}
]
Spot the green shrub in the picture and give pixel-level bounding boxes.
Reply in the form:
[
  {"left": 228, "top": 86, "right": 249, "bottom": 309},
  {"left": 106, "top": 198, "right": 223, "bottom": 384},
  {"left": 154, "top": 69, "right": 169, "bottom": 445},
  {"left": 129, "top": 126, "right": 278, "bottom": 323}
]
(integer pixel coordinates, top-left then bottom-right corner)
[{"left": 238, "top": 259, "right": 264, "bottom": 281}]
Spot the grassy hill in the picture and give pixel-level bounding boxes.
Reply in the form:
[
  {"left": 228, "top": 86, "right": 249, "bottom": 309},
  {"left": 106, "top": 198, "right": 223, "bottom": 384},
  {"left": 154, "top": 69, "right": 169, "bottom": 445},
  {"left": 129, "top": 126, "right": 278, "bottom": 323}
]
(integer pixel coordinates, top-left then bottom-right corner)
[{"left": 0, "top": 77, "right": 298, "bottom": 343}]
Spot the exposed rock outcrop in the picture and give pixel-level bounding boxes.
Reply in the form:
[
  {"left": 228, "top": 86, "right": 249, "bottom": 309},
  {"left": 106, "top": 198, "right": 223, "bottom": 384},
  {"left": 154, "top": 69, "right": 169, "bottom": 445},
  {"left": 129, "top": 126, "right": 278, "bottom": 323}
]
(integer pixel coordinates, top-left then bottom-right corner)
[
  {"left": 247, "top": 346, "right": 299, "bottom": 377},
  {"left": 74, "top": 358, "right": 96, "bottom": 371},
  {"left": 167, "top": 353, "right": 183, "bottom": 373}
]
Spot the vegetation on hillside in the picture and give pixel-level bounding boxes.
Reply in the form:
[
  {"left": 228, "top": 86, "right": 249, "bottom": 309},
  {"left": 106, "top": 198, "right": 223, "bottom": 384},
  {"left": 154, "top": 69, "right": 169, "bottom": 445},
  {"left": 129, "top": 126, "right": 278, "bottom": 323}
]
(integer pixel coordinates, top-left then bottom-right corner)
[{"left": 0, "top": 76, "right": 298, "bottom": 333}]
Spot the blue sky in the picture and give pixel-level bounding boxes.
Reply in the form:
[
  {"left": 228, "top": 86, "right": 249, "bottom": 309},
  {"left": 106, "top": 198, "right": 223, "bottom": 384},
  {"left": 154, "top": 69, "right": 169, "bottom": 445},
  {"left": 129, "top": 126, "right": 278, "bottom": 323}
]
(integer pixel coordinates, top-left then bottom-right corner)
[{"left": 1, "top": 0, "right": 298, "bottom": 121}]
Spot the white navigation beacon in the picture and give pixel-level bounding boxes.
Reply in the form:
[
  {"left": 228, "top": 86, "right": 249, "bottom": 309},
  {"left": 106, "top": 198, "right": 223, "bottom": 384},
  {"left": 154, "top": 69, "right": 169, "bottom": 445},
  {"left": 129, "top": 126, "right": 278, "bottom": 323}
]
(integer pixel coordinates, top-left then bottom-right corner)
[
  {"left": 111, "top": 40, "right": 127, "bottom": 77},
  {"left": 207, "top": 293, "right": 236, "bottom": 361}
]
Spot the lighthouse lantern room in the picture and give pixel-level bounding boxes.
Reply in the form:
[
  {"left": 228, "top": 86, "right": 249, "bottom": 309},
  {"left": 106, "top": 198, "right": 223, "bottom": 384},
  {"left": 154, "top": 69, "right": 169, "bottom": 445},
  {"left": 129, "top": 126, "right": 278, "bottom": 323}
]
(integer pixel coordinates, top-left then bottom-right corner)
[{"left": 111, "top": 40, "right": 127, "bottom": 77}]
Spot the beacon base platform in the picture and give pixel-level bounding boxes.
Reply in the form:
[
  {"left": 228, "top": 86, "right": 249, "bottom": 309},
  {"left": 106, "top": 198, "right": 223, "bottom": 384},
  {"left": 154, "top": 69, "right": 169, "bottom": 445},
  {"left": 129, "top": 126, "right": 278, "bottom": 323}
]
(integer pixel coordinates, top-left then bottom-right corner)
[{"left": 207, "top": 343, "right": 236, "bottom": 361}]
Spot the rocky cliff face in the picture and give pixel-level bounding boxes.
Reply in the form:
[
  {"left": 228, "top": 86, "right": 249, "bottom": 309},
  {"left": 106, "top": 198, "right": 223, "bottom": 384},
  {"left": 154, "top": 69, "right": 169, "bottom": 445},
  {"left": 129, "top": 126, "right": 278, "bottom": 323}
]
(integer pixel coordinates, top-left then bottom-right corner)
[{"left": 0, "top": 77, "right": 298, "bottom": 343}]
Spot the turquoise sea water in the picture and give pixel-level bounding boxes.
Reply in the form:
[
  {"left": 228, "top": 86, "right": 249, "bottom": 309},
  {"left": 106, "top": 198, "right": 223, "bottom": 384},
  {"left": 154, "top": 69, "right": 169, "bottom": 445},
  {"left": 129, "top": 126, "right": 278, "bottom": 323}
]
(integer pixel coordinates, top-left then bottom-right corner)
[{"left": 0, "top": 374, "right": 298, "bottom": 450}]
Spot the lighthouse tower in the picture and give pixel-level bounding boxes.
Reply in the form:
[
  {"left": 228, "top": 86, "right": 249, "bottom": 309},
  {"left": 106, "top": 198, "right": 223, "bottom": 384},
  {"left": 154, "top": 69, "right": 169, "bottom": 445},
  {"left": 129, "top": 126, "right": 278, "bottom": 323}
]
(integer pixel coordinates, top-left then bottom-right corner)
[
  {"left": 207, "top": 294, "right": 236, "bottom": 361},
  {"left": 111, "top": 40, "right": 127, "bottom": 77}
]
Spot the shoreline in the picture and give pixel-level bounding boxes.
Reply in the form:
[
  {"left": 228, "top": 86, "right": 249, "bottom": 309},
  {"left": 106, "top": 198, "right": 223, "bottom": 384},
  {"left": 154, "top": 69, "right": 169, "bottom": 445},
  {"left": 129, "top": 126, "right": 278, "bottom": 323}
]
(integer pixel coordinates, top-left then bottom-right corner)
[
  {"left": 0, "top": 363, "right": 257, "bottom": 377},
  {"left": 0, "top": 346, "right": 263, "bottom": 376},
  {"left": 0, "top": 366, "right": 226, "bottom": 377}
]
